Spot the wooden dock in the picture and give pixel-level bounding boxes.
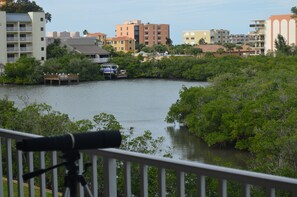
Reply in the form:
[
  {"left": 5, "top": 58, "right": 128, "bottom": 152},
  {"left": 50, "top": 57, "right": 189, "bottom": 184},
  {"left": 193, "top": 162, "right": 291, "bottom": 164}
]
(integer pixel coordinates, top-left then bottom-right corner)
[{"left": 44, "top": 73, "right": 79, "bottom": 85}]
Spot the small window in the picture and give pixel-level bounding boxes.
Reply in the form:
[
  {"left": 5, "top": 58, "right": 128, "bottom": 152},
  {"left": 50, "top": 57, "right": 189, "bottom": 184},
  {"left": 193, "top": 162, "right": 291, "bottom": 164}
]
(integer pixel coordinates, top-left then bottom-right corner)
[
  {"left": 41, "top": 37, "right": 44, "bottom": 41},
  {"left": 41, "top": 57, "right": 45, "bottom": 60},
  {"left": 40, "top": 18, "right": 44, "bottom": 22},
  {"left": 41, "top": 47, "right": 44, "bottom": 51},
  {"left": 41, "top": 27, "right": 44, "bottom": 31}
]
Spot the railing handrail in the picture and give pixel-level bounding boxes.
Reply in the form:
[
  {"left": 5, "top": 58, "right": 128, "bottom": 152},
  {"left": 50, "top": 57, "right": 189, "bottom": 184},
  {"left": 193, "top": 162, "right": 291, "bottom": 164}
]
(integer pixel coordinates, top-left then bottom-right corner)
[
  {"left": 1, "top": 127, "right": 297, "bottom": 197},
  {"left": 0, "top": 128, "right": 41, "bottom": 140},
  {"left": 85, "top": 148, "right": 297, "bottom": 191}
]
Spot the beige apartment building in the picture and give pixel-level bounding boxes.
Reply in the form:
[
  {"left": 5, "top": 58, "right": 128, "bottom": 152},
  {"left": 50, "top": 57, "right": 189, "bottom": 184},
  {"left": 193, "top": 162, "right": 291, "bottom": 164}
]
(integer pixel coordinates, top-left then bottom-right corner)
[
  {"left": 182, "top": 29, "right": 230, "bottom": 45},
  {"left": 106, "top": 37, "right": 135, "bottom": 52},
  {"left": 116, "top": 20, "right": 170, "bottom": 48},
  {"left": 0, "top": 11, "right": 46, "bottom": 64},
  {"left": 182, "top": 30, "right": 211, "bottom": 45}
]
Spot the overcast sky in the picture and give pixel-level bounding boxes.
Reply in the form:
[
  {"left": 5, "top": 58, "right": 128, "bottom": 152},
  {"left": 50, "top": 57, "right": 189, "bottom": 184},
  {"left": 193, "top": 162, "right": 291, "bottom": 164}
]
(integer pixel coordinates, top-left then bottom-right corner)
[{"left": 34, "top": 0, "right": 296, "bottom": 44}]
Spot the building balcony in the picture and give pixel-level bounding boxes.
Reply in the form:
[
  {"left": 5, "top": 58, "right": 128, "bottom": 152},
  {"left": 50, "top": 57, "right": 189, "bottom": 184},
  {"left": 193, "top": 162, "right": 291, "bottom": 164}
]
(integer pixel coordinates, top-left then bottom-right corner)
[
  {"left": 6, "top": 57, "right": 17, "bottom": 63},
  {"left": 7, "top": 47, "right": 19, "bottom": 52},
  {"left": 1, "top": 128, "right": 297, "bottom": 197},
  {"left": 6, "top": 27, "right": 18, "bottom": 32},
  {"left": 19, "top": 27, "right": 32, "bottom": 32},
  {"left": 20, "top": 37, "right": 33, "bottom": 42},
  {"left": 20, "top": 47, "right": 33, "bottom": 52},
  {"left": 91, "top": 57, "right": 110, "bottom": 63},
  {"left": 6, "top": 37, "right": 19, "bottom": 42}
]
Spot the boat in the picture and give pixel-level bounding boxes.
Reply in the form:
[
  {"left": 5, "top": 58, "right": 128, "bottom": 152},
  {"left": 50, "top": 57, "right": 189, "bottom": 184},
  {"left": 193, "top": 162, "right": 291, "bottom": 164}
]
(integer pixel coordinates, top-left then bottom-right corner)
[{"left": 100, "top": 63, "right": 127, "bottom": 79}]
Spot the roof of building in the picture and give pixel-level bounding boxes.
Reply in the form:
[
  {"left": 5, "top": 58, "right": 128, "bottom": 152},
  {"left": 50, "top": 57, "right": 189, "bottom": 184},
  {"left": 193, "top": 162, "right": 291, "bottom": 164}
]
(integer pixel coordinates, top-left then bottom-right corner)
[
  {"left": 70, "top": 45, "right": 110, "bottom": 55},
  {"left": 108, "top": 36, "right": 134, "bottom": 41},
  {"left": 6, "top": 13, "right": 31, "bottom": 22},
  {"left": 86, "top": 32, "right": 106, "bottom": 37},
  {"left": 65, "top": 37, "right": 97, "bottom": 45},
  {"left": 195, "top": 45, "right": 226, "bottom": 53}
]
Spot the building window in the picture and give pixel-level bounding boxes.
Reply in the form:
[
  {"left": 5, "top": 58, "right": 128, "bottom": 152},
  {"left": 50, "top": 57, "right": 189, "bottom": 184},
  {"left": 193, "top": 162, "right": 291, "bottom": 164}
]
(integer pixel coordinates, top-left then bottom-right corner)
[
  {"left": 40, "top": 18, "right": 44, "bottom": 22},
  {"left": 41, "top": 47, "right": 44, "bottom": 51},
  {"left": 41, "top": 37, "right": 44, "bottom": 41},
  {"left": 41, "top": 57, "right": 45, "bottom": 60},
  {"left": 126, "top": 32, "right": 128, "bottom": 36},
  {"left": 40, "top": 27, "right": 44, "bottom": 31}
]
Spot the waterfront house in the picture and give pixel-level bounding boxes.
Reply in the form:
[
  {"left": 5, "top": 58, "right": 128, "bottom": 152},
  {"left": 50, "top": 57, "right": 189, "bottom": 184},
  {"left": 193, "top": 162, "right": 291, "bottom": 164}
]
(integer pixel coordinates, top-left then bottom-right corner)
[{"left": 64, "top": 37, "right": 110, "bottom": 64}]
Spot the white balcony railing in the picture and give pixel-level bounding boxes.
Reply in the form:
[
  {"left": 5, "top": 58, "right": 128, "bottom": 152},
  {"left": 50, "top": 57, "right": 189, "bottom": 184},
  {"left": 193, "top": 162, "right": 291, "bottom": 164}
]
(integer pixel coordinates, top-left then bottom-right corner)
[
  {"left": 91, "top": 57, "right": 110, "bottom": 63},
  {"left": 20, "top": 37, "right": 33, "bottom": 42},
  {"left": 7, "top": 37, "right": 18, "bottom": 42},
  {"left": 1, "top": 128, "right": 297, "bottom": 197},
  {"left": 6, "top": 27, "right": 18, "bottom": 32}
]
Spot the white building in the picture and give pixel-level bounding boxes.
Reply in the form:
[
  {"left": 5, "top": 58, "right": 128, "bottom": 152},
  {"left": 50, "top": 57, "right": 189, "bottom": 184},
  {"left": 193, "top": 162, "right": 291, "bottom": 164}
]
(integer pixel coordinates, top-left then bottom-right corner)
[
  {"left": 265, "top": 14, "right": 297, "bottom": 54},
  {"left": 0, "top": 11, "right": 46, "bottom": 64},
  {"left": 249, "top": 20, "right": 266, "bottom": 55}
]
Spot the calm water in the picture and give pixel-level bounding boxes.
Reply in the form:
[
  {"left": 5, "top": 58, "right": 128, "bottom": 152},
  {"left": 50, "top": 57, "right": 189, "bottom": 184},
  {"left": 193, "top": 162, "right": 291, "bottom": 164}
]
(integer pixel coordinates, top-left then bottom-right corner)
[{"left": 0, "top": 79, "right": 250, "bottom": 168}]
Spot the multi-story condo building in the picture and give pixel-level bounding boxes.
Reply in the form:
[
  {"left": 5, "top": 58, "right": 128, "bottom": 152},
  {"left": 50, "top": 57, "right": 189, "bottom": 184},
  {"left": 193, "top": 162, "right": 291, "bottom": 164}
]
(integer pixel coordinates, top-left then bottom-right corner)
[
  {"left": 229, "top": 34, "right": 250, "bottom": 44},
  {"left": 106, "top": 37, "right": 135, "bottom": 52},
  {"left": 265, "top": 14, "right": 297, "bottom": 54},
  {"left": 182, "top": 29, "right": 230, "bottom": 45},
  {"left": 0, "top": 11, "right": 46, "bottom": 64},
  {"left": 116, "top": 20, "right": 170, "bottom": 48},
  {"left": 210, "top": 29, "right": 230, "bottom": 44},
  {"left": 249, "top": 20, "right": 266, "bottom": 55},
  {"left": 182, "top": 30, "right": 211, "bottom": 45}
]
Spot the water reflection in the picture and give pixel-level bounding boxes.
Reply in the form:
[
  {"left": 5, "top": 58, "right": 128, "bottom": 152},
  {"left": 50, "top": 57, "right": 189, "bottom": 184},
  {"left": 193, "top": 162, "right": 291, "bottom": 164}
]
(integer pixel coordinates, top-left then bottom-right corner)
[{"left": 166, "top": 126, "right": 251, "bottom": 169}]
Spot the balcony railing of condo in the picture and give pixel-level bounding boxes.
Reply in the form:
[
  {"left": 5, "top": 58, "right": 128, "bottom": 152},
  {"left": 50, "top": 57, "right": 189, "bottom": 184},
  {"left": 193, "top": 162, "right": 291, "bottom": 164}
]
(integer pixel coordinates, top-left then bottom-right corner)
[{"left": 1, "top": 128, "right": 297, "bottom": 197}]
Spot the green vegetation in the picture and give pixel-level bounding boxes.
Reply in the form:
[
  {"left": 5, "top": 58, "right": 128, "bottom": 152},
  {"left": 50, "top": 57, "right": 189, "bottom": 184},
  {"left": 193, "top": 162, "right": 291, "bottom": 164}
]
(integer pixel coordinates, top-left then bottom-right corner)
[
  {"left": 166, "top": 55, "right": 297, "bottom": 179},
  {"left": 0, "top": 98, "right": 171, "bottom": 196}
]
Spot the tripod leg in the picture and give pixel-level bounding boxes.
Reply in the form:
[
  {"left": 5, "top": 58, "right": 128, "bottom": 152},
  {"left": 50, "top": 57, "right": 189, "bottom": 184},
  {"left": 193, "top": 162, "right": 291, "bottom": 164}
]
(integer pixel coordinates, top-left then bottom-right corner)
[
  {"left": 63, "top": 187, "right": 70, "bottom": 197},
  {"left": 79, "top": 175, "right": 94, "bottom": 197}
]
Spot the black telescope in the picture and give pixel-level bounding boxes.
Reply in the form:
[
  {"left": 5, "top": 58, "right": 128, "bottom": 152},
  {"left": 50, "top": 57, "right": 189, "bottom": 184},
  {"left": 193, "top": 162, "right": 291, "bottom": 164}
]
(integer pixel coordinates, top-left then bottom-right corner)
[{"left": 16, "top": 130, "right": 122, "bottom": 152}]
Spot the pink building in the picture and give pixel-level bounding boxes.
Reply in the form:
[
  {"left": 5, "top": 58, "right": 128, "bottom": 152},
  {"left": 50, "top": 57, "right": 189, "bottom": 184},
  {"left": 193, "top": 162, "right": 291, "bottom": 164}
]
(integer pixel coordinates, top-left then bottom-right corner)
[{"left": 265, "top": 14, "right": 297, "bottom": 53}]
